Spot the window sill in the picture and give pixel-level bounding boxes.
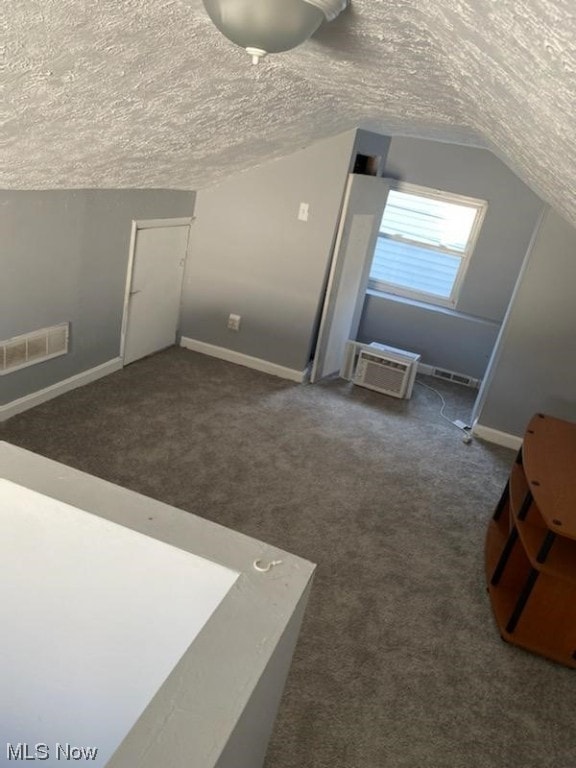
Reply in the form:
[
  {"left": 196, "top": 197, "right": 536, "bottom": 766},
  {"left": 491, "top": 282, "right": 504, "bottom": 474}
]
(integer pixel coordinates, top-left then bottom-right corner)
[{"left": 365, "top": 288, "right": 500, "bottom": 327}]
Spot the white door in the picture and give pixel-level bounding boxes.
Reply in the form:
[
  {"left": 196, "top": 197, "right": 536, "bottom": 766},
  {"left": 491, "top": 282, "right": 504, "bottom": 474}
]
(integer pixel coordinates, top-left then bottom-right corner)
[
  {"left": 310, "top": 175, "right": 391, "bottom": 382},
  {"left": 123, "top": 222, "right": 190, "bottom": 366}
]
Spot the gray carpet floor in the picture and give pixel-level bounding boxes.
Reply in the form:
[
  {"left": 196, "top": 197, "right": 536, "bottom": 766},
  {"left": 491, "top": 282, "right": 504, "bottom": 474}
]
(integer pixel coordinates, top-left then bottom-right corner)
[{"left": 3, "top": 346, "right": 576, "bottom": 768}]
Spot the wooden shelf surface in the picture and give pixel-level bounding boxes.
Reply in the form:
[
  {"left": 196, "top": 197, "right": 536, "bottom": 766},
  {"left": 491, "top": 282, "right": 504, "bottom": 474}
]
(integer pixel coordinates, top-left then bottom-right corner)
[
  {"left": 522, "top": 414, "right": 576, "bottom": 539},
  {"left": 498, "top": 574, "right": 576, "bottom": 668},
  {"left": 508, "top": 464, "right": 576, "bottom": 583},
  {"left": 486, "top": 413, "right": 576, "bottom": 668},
  {"left": 486, "top": 523, "right": 576, "bottom": 667},
  {"left": 485, "top": 520, "right": 532, "bottom": 608},
  {"left": 515, "top": 516, "right": 576, "bottom": 583},
  {"left": 508, "top": 463, "right": 539, "bottom": 523}
]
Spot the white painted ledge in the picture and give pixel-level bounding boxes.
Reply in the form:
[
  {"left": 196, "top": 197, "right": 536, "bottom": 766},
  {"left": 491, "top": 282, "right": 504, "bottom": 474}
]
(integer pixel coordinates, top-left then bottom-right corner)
[
  {"left": 0, "top": 478, "right": 238, "bottom": 767},
  {"left": 180, "top": 337, "right": 307, "bottom": 383},
  {"left": 0, "top": 442, "right": 315, "bottom": 768},
  {"left": 0, "top": 358, "right": 123, "bottom": 422}
]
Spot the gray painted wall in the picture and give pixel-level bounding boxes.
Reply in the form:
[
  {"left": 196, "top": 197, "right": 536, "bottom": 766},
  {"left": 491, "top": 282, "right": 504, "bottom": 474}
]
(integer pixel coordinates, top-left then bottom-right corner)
[
  {"left": 351, "top": 129, "right": 390, "bottom": 177},
  {"left": 357, "top": 137, "right": 544, "bottom": 377},
  {"left": 179, "top": 131, "right": 359, "bottom": 372},
  {"left": 475, "top": 208, "right": 576, "bottom": 437},
  {"left": 361, "top": 292, "right": 499, "bottom": 380},
  {"left": 0, "top": 190, "right": 194, "bottom": 405}
]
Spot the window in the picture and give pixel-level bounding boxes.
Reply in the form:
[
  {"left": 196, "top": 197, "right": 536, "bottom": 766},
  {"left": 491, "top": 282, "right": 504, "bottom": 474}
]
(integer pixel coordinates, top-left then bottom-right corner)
[{"left": 369, "top": 182, "right": 487, "bottom": 308}]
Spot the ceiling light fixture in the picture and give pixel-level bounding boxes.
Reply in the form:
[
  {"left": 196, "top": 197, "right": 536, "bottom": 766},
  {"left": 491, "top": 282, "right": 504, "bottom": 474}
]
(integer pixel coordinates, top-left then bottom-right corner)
[{"left": 202, "top": 0, "right": 347, "bottom": 64}]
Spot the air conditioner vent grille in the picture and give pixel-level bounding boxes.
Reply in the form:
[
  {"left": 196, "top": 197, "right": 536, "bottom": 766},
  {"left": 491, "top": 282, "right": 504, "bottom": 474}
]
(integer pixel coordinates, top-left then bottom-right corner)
[
  {"left": 362, "top": 360, "right": 408, "bottom": 394},
  {"left": 353, "top": 343, "right": 420, "bottom": 399},
  {"left": 0, "top": 323, "right": 70, "bottom": 375}
]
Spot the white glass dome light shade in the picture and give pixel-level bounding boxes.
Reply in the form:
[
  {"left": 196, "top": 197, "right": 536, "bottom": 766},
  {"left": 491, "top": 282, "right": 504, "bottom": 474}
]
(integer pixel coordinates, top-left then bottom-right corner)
[{"left": 202, "top": 0, "right": 325, "bottom": 61}]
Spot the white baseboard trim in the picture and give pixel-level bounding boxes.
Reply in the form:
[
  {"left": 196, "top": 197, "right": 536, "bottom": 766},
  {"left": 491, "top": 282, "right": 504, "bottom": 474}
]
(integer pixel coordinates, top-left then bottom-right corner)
[
  {"left": 180, "top": 337, "right": 307, "bottom": 383},
  {"left": 0, "top": 358, "right": 124, "bottom": 422},
  {"left": 471, "top": 422, "right": 522, "bottom": 450}
]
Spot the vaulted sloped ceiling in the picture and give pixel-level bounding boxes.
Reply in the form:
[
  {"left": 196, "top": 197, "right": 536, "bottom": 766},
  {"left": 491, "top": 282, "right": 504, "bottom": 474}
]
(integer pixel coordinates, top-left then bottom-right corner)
[{"left": 4, "top": 0, "right": 575, "bottom": 225}]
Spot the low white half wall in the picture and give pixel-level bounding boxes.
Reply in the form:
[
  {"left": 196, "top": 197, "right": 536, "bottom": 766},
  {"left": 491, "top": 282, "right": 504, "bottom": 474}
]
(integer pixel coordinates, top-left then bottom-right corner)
[
  {"left": 0, "top": 442, "right": 315, "bottom": 768},
  {"left": 1, "top": 479, "right": 238, "bottom": 767}
]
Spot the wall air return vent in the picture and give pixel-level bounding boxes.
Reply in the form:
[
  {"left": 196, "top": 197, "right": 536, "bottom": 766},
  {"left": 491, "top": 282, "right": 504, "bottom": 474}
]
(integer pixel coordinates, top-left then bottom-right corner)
[
  {"left": 1, "top": 323, "right": 69, "bottom": 375},
  {"left": 431, "top": 367, "right": 479, "bottom": 389}
]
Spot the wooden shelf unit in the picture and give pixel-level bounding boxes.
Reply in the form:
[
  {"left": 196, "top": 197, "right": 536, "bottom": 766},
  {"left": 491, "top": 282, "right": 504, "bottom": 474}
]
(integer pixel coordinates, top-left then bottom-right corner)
[{"left": 485, "top": 413, "right": 576, "bottom": 668}]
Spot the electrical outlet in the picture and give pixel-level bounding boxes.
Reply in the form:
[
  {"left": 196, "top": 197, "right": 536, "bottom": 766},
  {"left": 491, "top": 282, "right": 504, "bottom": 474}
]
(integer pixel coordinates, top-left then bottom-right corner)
[
  {"left": 298, "top": 202, "right": 309, "bottom": 221},
  {"left": 227, "top": 313, "right": 241, "bottom": 332}
]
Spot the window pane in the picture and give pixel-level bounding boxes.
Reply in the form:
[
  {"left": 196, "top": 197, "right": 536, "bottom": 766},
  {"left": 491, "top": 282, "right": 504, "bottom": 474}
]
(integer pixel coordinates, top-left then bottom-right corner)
[
  {"left": 371, "top": 237, "right": 460, "bottom": 299},
  {"left": 380, "top": 190, "right": 478, "bottom": 252}
]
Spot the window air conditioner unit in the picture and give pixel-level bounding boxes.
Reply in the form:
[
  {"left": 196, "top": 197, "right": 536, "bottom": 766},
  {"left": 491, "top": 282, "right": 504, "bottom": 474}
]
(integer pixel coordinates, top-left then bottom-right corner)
[{"left": 353, "top": 343, "right": 421, "bottom": 399}]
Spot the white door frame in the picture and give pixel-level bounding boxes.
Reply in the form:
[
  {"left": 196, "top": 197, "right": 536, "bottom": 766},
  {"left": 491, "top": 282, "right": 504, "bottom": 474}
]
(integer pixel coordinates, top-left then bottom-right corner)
[
  {"left": 120, "top": 218, "right": 193, "bottom": 363},
  {"left": 310, "top": 175, "right": 391, "bottom": 382}
]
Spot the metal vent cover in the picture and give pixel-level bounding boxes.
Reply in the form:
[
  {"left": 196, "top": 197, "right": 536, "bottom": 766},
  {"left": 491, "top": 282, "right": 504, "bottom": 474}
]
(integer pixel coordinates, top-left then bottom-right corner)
[
  {"left": 431, "top": 367, "right": 479, "bottom": 388},
  {"left": 1, "top": 323, "right": 69, "bottom": 375}
]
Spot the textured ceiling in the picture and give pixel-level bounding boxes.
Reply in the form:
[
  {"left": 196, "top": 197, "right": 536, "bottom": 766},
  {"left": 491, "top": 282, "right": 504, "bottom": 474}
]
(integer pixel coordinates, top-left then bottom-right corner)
[{"left": 3, "top": 0, "right": 575, "bottom": 225}]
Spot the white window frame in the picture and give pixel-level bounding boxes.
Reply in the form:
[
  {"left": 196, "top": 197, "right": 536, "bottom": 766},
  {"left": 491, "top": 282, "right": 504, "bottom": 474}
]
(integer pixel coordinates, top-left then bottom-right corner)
[{"left": 369, "top": 181, "right": 488, "bottom": 308}]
